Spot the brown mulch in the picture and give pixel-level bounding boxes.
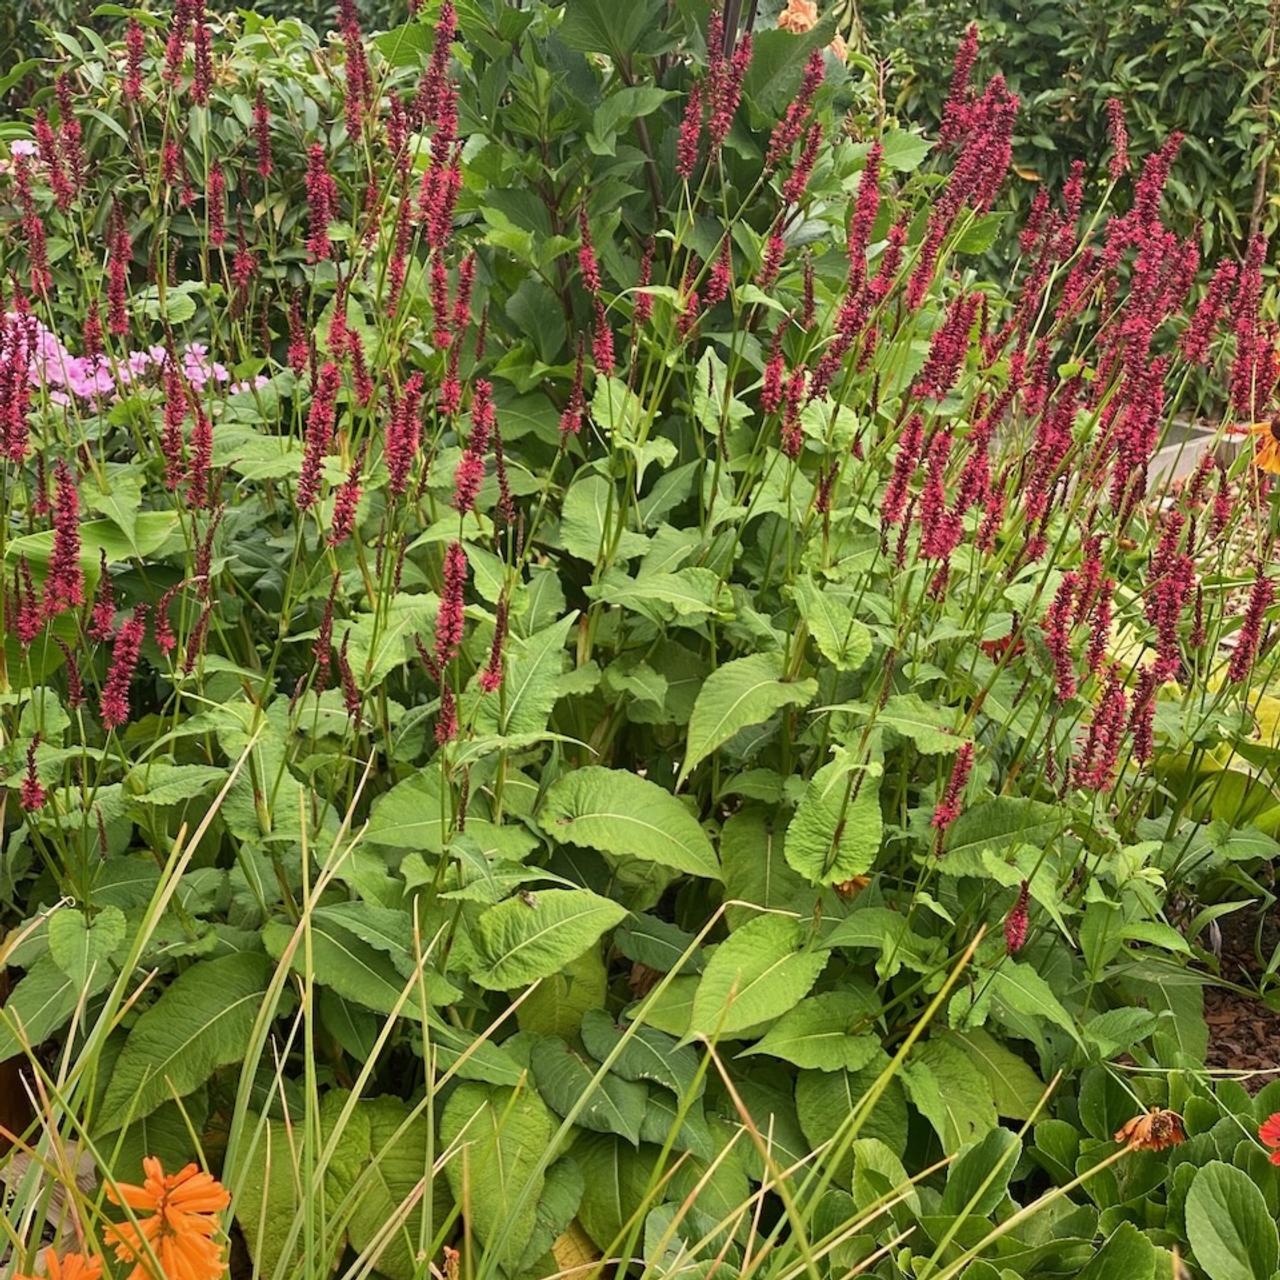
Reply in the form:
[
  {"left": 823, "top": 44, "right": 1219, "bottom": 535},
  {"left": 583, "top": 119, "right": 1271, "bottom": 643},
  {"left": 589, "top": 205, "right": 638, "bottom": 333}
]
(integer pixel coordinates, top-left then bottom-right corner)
[{"left": 1203, "top": 909, "right": 1280, "bottom": 1089}]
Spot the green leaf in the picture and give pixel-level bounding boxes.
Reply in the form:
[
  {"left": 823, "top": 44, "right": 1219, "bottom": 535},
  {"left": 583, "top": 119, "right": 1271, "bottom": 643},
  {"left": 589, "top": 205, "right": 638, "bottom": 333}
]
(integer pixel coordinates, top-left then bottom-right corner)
[
  {"left": 540, "top": 766, "right": 720, "bottom": 879},
  {"left": 903, "top": 1038, "right": 999, "bottom": 1155},
  {"left": 0, "top": 954, "right": 115, "bottom": 1061},
  {"left": 878, "top": 129, "right": 934, "bottom": 173},
  {"left": 873, "top": 693, "right": 968, "bottom": 754},
  {"left": 612, "top": 913, "right": 704, "bottom": 975},
  {"left": 47, "top": 907, "right": 126, "bottom": 989},
  {"left": 126, "top": 763, "right": 228, "bottom": 808},
  {"left": 102, "top": 953, "right": 271, "bottom": 1122},
  {"left": 347, "top": 1096, "right": 454, "bottom": 1280},
  {"left": 560, "top": 475, "right": 647, "bottom": 564},
  {"left": 680, "top": 653, "right": 816, "bottom": 784},
  {"left": 1078, "top": 1223, "right": 1155, "bottom": 1280},
  {"left": 472, "top": 613, "right": 577, "bottom": 736},
  {"left": 939, "top": 1127, "right": 1020, "bottom": 1215},
  {"left": 263, "top": 916, "right": 459, "bottom": 1015},
  {"left": 441, "top": 1083, "right": 553, "bottom": 1269},
  {"left": 593, "top": 86, "right": 675, "bottom": 140},
  {"left": 943, "top": 798, "right": 1062, "bottom": 860},
  {"left": 1185, "top": 1161, "right": 1279, "bottom": 1280},
  {"left": 784, "top": 760, "right": 882, "bottom": 886},
  {"left": 558, "top": 0, "right": 665, "bottom": 56},
  {"left": 791, "top": 576, "right": 871, "bottom": 671},
  {"left": 471, "top": 889, "right": 627, "bottom": 990},
  {"left": 721, "top": 807, "right": 812, "bottom": 930},
  {"left": 941, "top": 1029, "right": 1044, "bottom": 1121},
  {"left": 507, "top": 277, "right": 566, "bottom": 365},
  {"left": 516, "top": 947, "right": 607, "bottom": 1039},
  {"left": 743, "top": 19, "right": 838, "bottom": 115},
  {"left": 796, "top": 1060, "right": 908, "bottom": 1159},
  {"left": 579, "top": 1008, "right": 702, "bottom": 1098},
  {"left": 689, "top": 914, "right": 827, "bottom": 1039},
  {"left": 990, "top": 960, "right": 1083, "bottom": 1045},
  {"left": 530, "top": 1035, "right": 647, "bottom": 1143},
  {"left": 342, "top": 594, "right": 440, "bottom": 692},
  {"left": 573, "top": 1132, "right": 655, "bottom": 1253},
  {"left": 740, "top": 990, "right": 881, "bottom": 1071}
]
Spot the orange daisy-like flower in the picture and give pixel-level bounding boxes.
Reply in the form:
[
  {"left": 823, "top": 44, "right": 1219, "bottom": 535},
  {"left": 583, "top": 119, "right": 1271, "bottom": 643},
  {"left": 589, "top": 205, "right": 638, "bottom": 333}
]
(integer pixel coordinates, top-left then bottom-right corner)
[
  {"left": 778, "top": 0, "right": 819, "bottom": 34},
  {"left": 16, "top": 1248, "right": 104, "bottom": 1280},
  {"left": 1229, "top": 417, "right": 1280, "bottom": 474},
  {"left": 1114, "top": 1107, "right": 1186, "bottom": 1152},
  {"left": 105, "top": 1157, "right": 231, "bottom": 1280}
]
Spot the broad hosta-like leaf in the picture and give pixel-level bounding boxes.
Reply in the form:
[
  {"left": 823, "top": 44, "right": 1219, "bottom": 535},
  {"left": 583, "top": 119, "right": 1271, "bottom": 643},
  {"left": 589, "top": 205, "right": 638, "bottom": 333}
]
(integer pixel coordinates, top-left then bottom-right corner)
[
  {"left": 347, "top": 1096, "right": 454, "bottom": 1280},
  {"left": 540, "top": 766, "right": 720, "bottom": 879},
  {"left": 579, "top": 1008, "right": 702, "bottom": 1098},
  {"left": 441, "top": 1083, "right": 553, "bottom": 1269},
  {"left": 471, "top": 889, "right": 626, "bottom": 990},
  {"left": 943, "top": 797, "right": 1062, "bottom": 861},
  {"left": 47, "top": 906, "right": 125, "bottom": 989},
  {"left": 869, "top": 693, "right": 968, "bottom": 755},
  {"left": 471, "top": 613, "right": 577, "bottom": 736},
  {"left": 940, "top": 1028, "right": 1044, "bottom": 1120},
  {"left": 903, "top": 1038, "right": 999, "bottom": 1155},
  {"left": 795, "top": 1059, "right": 908, "bottom": 1162},
  {"left": 791, "top": 575, "right": 871, "bottom": 671},
  {"left": 938, "top": 1126, "right": 1020, "bottom": 1215},
  {"left": 572, "top": 1132, "right": 656, "bottom": 1254},
  {"left": 340, "top": 593, "right": 440, "bottom": 692},
  {"left": 0, "top": 954, "right": 116, "bottom": 1061},
  {"left": 530, "top": 1035, "right": 647, "bottom": 1143},
  {"left": 103, "top": 952, "right": 271, "bottom": 1122},
  {"left": 784, "top": 761, "right": 883, "bottom": 886},
  {"left": 740, "top": 990, "right": 881, "bottom": 1071},
  {"left": 1077, "top": 1223, "right": 1155, "bottom": 1280},
  {"left": 721, "top": 806, "right": 812, "bottom": 930},
  {"left": 263, "top": 917, "right": 459, "bottom": 1015},
  {"left": 679, "top": 653, "right": 816, "bottom": 784},
  {"left": 1185, "top": 1161, "right": 1279, "bottom": 1280},
  {"left": 689, "top": 914, "right": 827, "bottom": 1039},
  {"left": 989, "top": 960, "right": 1083, "bottom": 1045}
]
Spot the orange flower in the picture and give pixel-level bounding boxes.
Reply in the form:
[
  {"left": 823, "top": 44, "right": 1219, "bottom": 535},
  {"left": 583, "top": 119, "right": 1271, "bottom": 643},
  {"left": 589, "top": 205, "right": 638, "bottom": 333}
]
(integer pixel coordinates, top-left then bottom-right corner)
[
  {"left": 16, "top": 1249, "right": 103, "bottom": 1280},
  {"left": 828, "top": 33, "right": 848, "bottom": 61},
  {"left": 105, "top": 1157, "right": 230, "bottom": 1280},
  {"left": 1114, "top": 1107, "right": 1186, "bottom": 1151},
  {"left": 1229, "top": 417, "right": 1280, "bottom": 474},
  {"left": 778, "top": 0, "right": 819, "bottom": 34}
]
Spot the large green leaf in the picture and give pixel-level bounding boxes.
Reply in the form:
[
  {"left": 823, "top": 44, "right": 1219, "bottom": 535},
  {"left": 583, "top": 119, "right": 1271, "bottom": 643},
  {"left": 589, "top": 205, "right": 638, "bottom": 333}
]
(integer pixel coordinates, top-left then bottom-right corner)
[
  {"left": 721, "top": 807, "right": 812, "bottom": 930},
  {"left": 347, "top": 1096, "right": 454, "bottom": 1280},
  {"left": 740, "top": 990, "right": 881, "bottom": 1071},
  {"left": 791, "top": 575, "right": 871, "bottom": 671},
  {"left": 1077, "top": 1223, "right": 1155, "bottom": 1280},
  {"left": 943, "top": 797, "right": 1062, "bottom": 860},
  {"left": 102, "top": 953, "right": 271, "bottom": 1121},
  {"left": 47, "top": 907, "right": 126, "bottom": 989},
  {"left": 938, "top": 1126, "right": 1020, "bottom": 1216},
  {"left": 689, "top": 914, "right": 827, "bottom": 1039},
  {"left": 263, "top": 917, "right": 459, "bottom": 1015},
  {"left": 941, "top": 1029, "right": 1044, "bottom": 1121},
  {"left": 441, "top": 1083, "right": 553, "bottom": 1269},
  {"left": 680, "top": 653, "right": 816, "bottom": 784},
  {"left": 903, "top": 1038, "right": 999, "bottom": 1155},
  {"left": 530, "top": 1035, "right": 647, "bottom": 1143},
  {"left": 0, "top": 954, "right": 116, "bottom": 1061},
  {"left": 1185, "top": 1161, "right": 1279, "bottom": 1280},
  {"left": 471, "top": 613, "right": 577, "bottom": 736},
  {"left": 579, "top": 1008, "right": 702, "bottom": 1099},
  {"left": 784, "top": 761, "right": 883, "bottom": 886},
  {"left": 471, "top": 889, "right": 626, "bottom": 990},
  {"left": 539, "top": 766, "right": 720, "bottom": 879}
]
